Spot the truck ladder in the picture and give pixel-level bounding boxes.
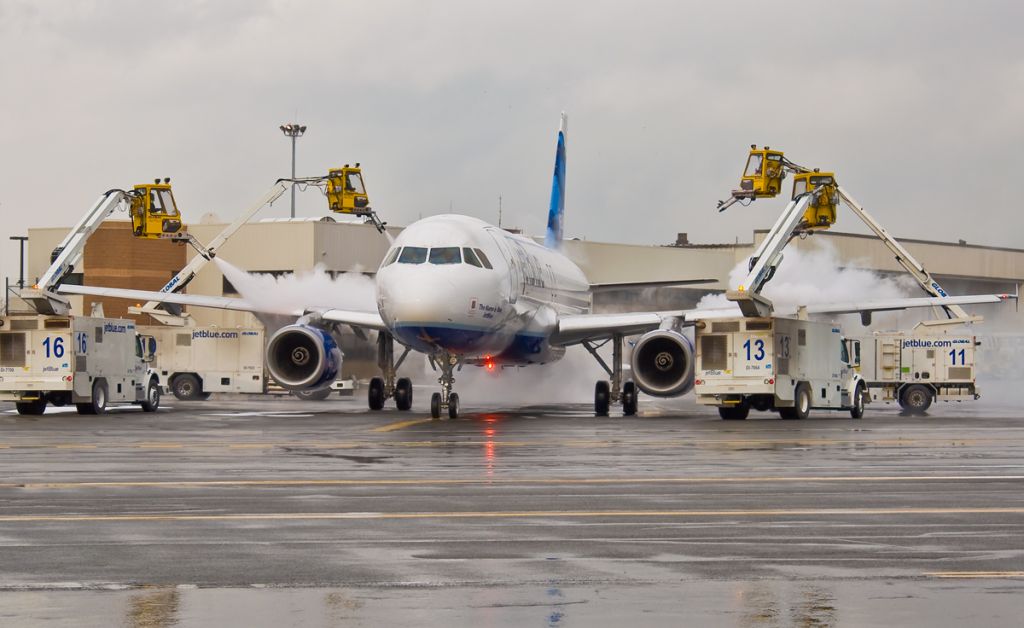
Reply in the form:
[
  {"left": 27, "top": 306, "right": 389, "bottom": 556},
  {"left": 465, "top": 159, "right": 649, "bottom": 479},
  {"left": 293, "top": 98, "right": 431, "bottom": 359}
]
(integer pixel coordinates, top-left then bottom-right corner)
[
  {"left": 134, "top": 179, "right": 298, "bottom": 325},
  {"left": 22, "top": 189, "right": 132, "bottom": 314},
  {"left": 836, "top": 186, "right": 970, "bottom": 321},
  {"left": 727, "top": 193, "right": 815, "bottom": 317}
]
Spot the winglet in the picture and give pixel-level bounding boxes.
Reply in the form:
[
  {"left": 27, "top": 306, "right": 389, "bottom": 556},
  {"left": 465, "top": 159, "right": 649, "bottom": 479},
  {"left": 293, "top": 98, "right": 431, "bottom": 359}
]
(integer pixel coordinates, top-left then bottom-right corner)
[{"left": 545, "top": 112, "right": 568, "bottom": 248}]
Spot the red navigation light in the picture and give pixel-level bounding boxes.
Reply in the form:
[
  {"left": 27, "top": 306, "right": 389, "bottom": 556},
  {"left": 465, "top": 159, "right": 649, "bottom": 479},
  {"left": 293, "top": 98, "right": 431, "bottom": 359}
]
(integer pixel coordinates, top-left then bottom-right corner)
[{"left": 485, "top": 355, "right": 496, "bottom": 372}]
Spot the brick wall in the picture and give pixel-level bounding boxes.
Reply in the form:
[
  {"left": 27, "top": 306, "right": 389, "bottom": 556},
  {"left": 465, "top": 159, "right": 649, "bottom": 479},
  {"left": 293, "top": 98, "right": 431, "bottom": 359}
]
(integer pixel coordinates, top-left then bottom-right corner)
[{"left": 81, "top": 222, "right": 186, "bottom": 325}]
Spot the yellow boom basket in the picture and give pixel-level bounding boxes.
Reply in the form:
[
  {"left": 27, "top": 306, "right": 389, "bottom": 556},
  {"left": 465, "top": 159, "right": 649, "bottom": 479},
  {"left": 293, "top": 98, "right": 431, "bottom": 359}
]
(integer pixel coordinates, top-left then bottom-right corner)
[
  {"left": 791, "top": 171, "right": 838, "bottom": 230},
  {"left": 129, "top": 180, "right": 183, "bottom": 239}
]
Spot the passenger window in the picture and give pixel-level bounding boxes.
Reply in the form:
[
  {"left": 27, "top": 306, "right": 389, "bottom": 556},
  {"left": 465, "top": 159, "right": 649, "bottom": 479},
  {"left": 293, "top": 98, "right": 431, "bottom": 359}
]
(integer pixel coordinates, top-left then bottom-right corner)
[
  {"left": 462, "top": 247, "right": 482, "bottom": 268},
  {"left": 398, "top": 247, "right": 428, "bottom": 264},
  {"left": 383, "top": 247, "right": 402, "bottom": 266},
  {"left": 429, "top": 247, "right": 462, "bottom": 265},
  {"left": 474, "top": 248, "right": 493, "bottom": 269}
]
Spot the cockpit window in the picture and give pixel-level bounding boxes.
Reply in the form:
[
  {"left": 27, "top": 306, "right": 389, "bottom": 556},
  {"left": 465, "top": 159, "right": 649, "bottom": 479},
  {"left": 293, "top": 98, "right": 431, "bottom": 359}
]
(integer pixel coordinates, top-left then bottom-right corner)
[
  {"left": 398, "top": 247, "right": 428, "bottom": 264},
  {"left": 383, "top": 247, "right": 401, "bottom": 266},
  {"left": 474, "top": 248, "right": 493, "bottom": 269},
  {"left": 429, "top": 247, "right": 461, "bottom": 265},
  {"left": 462, "top": 247, "right": 482, "bottom": 268}
]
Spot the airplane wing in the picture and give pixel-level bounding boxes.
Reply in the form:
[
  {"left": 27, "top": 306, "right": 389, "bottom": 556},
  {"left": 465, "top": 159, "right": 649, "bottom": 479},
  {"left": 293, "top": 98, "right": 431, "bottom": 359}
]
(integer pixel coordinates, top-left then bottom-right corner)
[
  {"left": 588, "top": 279, "right": 717, "bottom": 292},
  {"left": 551, "top": 293, "right": 1015, "bottom": 347},
  {"left": 58, "top": 285, "right": 387, "bottom": 331},
  {"left": 793, "top": 293, "right": 1013, "bottom": 316}
]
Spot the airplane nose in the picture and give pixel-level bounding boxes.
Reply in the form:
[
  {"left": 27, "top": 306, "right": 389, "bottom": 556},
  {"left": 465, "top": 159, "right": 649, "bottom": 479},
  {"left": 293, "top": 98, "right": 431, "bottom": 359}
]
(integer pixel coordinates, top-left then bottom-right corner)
[
  {"left": 384, "top": 280, "right": 458, "bottom": 324},
  {"left": 379, "top": 268, "right": 502, "bottom": 328}
]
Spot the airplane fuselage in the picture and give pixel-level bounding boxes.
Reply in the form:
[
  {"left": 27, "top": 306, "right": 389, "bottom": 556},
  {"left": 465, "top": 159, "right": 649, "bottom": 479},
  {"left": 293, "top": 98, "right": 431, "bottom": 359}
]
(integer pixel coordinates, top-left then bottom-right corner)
[{"left": 376, "top": 215, "right": 590, "bottom": 365}]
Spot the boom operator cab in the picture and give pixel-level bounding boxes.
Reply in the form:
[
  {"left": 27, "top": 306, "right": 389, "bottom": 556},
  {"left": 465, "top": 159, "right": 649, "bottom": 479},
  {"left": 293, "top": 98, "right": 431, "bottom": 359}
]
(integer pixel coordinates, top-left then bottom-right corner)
[
  {"left": 791, "top": 170, "right": 839, "bottom": 230},
  {"left": 736, "top": 146, "right": 787, "bottom": 201},
  {"left": 129, "top": 178, "right": 184, "bottom": 239},
  {"left": 326, "top": 164, "right": 371, "bottom": 216}
]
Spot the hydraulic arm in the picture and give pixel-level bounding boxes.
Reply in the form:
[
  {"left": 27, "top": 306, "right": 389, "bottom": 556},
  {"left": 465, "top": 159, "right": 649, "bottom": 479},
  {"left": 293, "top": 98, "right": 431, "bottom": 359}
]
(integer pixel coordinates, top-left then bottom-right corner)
[{"left": 719, "top": 146, "right": 970, "bottom": 320}]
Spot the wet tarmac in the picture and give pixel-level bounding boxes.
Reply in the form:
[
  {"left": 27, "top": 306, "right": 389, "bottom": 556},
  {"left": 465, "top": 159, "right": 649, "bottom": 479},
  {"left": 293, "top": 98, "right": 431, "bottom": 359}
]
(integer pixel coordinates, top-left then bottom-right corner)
[{"left": 0, "top": 392, "right": 1022, "bottom": 626}]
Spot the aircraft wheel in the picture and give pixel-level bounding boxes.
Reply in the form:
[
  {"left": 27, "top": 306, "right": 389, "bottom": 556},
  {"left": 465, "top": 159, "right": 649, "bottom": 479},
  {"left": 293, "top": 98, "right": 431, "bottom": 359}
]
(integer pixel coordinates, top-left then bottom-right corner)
[
  {"left": 622, "top": 381, "right": 638, "bottom": 416},
  {"left": 395, "top": 378, "right": 413, "bottom": 411},
  {"left": 594, "top": 381, "right": 610, "bottom": 416},
  {"left": 430, "top": 392, "right": 442, "bottom": 419},
  {"left": 15, "top": 398, "right": 47, "bottom": 415},
  {"left": 448, "top": 392, "right": 460, "bottom": 419},
  {"left": 368, "top": 377, "right": 385, "bottom": 410}
]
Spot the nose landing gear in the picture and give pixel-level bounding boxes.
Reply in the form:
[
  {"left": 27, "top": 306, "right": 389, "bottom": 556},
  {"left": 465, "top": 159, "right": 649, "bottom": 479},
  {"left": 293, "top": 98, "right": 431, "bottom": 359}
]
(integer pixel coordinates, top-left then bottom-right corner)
[
  {"left": 582, "top": 333, "right": 638, "bottom": 417},
  {"left": 429, "top": 353, "right": 461, "bottom": 419}
]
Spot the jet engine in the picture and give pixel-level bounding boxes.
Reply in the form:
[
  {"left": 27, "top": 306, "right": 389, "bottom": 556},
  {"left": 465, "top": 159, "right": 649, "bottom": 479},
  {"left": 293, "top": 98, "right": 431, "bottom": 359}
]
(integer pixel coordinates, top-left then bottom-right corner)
[
  {"left": 266, "top": 325, "right": 343, "bottom": 391},
  {"left": 630, "top": 329, "right": 694, "bottom": 397}
]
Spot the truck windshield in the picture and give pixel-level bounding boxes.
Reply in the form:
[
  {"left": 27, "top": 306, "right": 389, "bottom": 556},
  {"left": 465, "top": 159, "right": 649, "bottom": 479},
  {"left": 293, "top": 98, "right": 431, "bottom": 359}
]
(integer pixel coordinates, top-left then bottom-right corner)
[
  {"left": 346, "top": 172, "right": 365, "bottom": 194},
  {"left": 744, "top": 153, "right": 763, "bottom": 176},
  {"left": 152, "top": 189, "right": 179, "bottom": 216}
]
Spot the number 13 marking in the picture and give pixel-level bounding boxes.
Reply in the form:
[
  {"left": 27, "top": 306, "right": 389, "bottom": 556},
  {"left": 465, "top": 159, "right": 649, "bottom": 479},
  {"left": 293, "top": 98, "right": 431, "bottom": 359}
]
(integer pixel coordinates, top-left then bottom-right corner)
[{"left": 743, "top": 338, "right": 766, "bottom": 361}]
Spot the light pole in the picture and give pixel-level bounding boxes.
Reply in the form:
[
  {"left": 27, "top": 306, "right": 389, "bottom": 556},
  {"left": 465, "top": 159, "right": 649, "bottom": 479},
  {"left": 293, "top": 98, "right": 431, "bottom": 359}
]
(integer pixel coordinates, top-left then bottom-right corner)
[
  {"left": 9, "top": 236, "right": 28, "bottom": 289},
  {"left": 279, "top": 123, "right": 307, "bottom": 218}
]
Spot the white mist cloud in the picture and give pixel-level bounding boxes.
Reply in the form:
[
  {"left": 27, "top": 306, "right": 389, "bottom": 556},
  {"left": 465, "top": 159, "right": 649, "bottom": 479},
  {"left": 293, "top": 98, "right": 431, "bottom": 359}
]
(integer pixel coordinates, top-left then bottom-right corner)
[
  {"left": 214, "top": 258, "right": 377, "bottom": 314},
  {"left": 695, "top": 240, "right": 913, "bottom": 312}
]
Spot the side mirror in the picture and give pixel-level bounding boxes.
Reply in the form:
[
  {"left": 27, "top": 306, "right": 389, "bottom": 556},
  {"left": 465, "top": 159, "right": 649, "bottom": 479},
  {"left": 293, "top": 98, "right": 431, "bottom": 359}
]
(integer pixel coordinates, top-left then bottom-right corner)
[{"left": 145, "top": 336, "right": 157, "bottom": 362}]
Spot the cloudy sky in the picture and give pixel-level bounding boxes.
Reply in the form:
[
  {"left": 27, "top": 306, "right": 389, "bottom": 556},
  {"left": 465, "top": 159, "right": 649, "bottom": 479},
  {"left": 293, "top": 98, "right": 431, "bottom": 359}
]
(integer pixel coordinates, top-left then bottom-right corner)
[{"left": 1, "top": 0, "right": 1022, "bottom": 282}]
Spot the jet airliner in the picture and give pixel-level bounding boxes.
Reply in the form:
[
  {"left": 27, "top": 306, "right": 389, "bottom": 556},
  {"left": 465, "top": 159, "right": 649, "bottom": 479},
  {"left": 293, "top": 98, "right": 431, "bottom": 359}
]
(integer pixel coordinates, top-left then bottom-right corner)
[{"left": 61, "top": 114, "right": 1010, "bottom": 418}]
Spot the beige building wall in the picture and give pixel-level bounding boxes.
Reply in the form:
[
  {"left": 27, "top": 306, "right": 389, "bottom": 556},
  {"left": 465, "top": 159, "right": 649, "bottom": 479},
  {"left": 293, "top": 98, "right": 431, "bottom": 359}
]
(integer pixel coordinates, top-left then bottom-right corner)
[{"left": 22, "top": 220, "right": 1023, "bottom": 327}]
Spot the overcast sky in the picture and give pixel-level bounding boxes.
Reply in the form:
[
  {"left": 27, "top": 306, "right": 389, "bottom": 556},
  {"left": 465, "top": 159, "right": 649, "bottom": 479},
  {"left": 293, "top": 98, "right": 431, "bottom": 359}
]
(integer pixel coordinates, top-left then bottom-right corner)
[{"left": 2, "top": 0, "right": 1022, "bottom": 282}]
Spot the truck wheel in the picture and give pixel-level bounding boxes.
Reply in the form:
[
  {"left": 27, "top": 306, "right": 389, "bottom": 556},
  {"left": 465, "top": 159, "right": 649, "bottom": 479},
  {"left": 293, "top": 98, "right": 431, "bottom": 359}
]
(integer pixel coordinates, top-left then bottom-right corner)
[
  {"left": 850, "top": 383, "right": 866, "bottom": 419},
  {"left": 718, "top": 404, "right": 750, "bottom": 420},
  {"left": 781, "top": 383, "right": 810, "bottom": 420},
  {"left": 171, "top": 374, "right": 203, "bottom": 401},
  {"left": 293, "top": 388, "right": 332, "bottom": 401},
  {"left": 394, "top": 377, "right": 413, "bottom": 411},
  {"left": 594, "top": 381, "right": 610, "bottom": 416},
  {"left": 141, "top": 380, "right": 161, "bottom": 412},
  {"left": 368, "top": 377, "right": 385, "bottom": 410},
  {"left": 15, "top": 398, "right": 47, "bottom": 415},
  {"left": 77, "top": 380, "right": 108, "bottom": 415},
  {"left": 901, "top": 384, "right": 932, "bottom": 415}
]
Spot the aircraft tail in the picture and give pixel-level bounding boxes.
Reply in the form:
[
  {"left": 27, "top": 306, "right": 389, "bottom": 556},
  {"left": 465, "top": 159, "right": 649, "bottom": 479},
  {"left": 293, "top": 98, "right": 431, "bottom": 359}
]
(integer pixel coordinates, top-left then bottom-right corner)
[{"left": 544, "top": 112, "right": 567, "bottom": 248}]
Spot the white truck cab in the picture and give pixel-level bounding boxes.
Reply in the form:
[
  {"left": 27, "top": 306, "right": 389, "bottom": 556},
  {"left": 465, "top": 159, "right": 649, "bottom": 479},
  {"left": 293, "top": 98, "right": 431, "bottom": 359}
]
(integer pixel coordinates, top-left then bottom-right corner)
[
  {"left": 694, "top": 316, "right": 867, "bottom": 420},
  {"left": 0, "top": 314, "right": 160, "bottom": 415}
]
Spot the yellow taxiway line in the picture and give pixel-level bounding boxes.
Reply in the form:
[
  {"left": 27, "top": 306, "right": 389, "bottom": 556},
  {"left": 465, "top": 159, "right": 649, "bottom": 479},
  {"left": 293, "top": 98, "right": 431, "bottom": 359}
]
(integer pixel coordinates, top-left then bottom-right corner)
[
  {"left": 0, "top": 506, "right": 1021, "bottom": 523},
  {"left": 3, "top": 474, "right": 1022, "bottom": 490},
  {"left": 924, "top": 571, "right": 1024, "bottom": 579},
  {"left": 373, "top": 418, "right": 436, "bottom": 432}
]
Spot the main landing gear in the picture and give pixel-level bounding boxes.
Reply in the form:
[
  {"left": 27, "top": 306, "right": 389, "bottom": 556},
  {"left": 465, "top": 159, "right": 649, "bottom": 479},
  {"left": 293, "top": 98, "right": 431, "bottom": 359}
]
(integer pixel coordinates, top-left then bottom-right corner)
[
  {"left": 367, "top": 331, "right": 413, "bottom": 412},
  {"left": 582, "top": 333, "right": 638, "bottom": 417},
  {"left": 428, "top": 352, "right": 460, "bottom": 420}
]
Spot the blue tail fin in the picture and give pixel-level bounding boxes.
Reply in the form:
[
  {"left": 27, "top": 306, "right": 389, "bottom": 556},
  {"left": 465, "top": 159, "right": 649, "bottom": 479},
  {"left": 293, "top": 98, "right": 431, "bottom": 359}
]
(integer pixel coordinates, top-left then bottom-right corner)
[{"left": 544, "top": 112, "right": 567, "bottom": 248}]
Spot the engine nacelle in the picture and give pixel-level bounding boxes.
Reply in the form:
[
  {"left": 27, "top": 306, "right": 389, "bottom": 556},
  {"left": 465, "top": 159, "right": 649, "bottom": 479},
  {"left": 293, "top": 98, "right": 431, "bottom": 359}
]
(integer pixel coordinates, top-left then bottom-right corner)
[
  {"left": 630, "top": 329, "right": 694, "bottom": 397},
  {"left": 266, "top": 325, "right": 342, "bottom": 391}
]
